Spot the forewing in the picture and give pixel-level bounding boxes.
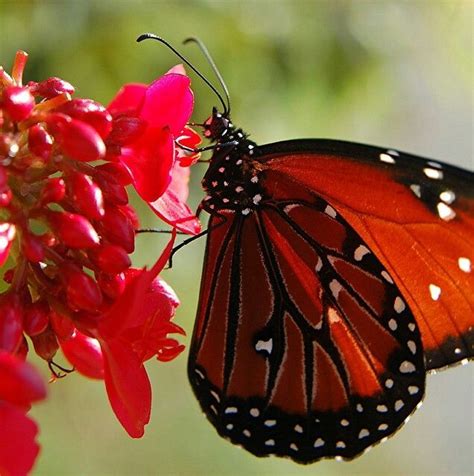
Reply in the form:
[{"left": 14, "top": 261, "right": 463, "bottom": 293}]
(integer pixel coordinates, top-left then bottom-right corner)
[{"left": 260, "top": 139, "right": 474, "bottom": 370}]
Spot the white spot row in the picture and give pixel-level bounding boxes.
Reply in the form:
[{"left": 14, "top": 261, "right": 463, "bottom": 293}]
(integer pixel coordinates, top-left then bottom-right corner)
[{"left": 423, "top": 167, "right": 444, "bottom": 180}]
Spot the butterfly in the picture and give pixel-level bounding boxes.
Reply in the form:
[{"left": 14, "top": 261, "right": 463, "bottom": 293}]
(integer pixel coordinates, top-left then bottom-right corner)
[{"left": 138, "top": 34, "right": 474, "bottom": 464}]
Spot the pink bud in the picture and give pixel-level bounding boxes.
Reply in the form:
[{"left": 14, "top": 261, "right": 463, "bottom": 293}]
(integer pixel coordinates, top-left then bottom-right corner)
[
  {"left": 95, "top": 162, "right": 132, "bottom": 186},
  {"left": 24, "top": 301, "right": 50, "bottom": 336},
  {"left": 58, "top": 99, "right": 112, "bottom": 139},
  {"left": 65, "top": 269, "right": 103, "bottom": 312},
  {"left": 108, "top": 115, "right": 146, "bottom": 145},
  {"left": 28, "top": 124, "right": 53, "bottom": 160},
  {"left": 60, "top": 331, "right": 104, "bottom": 379},
  {"left": 49, "top": 211, "right": 99, "bottom": 248},
  {"left": 100, "top": 205, "right": 135, "bottom": 253},
  {"left": 49, "top": 117, "right": 106, "bottom": 162},
  {"left": 31, "top": 76, "right": 75, "bottom": 98},
  {"left": 0, "top": 190, "right": 12, "bottom": 207},
  {"left": 49, "top": 310, "right": 75, "bottom": 340},
  {"left": 66, "top": 172, "right": 104, "bottom": 220},
  {"left": 89, "top": 243, "right": 131, "bottom": 274},
  {"left": 95, "top": 173, "right": 128, "bottom": 205},
  {"left": 31, "top": 327, "right": 58, "bottom": 361},
  {"left": 96, "top": 272, "right": 126, "bottom": 299},
  {"left": 0, "top": 293, "right": 24, "bottom": 352},
  {"left": 2, "top": 86, "right": 35, "bottom": 122},
  {"left": 41, "top": 177, "right": 66, "bottom": 204},
  {"left": 22, "top": 232, "right": 45, "bottom": 262}
]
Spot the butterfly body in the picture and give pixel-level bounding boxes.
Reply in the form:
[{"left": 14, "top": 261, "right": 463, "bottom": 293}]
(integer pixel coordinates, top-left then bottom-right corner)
[{"left": 188, "top": 108, "right": 474, "bottom": 463}]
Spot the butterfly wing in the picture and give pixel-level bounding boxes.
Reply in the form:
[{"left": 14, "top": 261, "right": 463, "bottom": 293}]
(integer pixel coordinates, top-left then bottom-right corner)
[
  {"left": 259, "top": 139, "right": 474, "bottom": 371},
  {"left": 189, "top": 194, "right": 425, "bottom": 462}
]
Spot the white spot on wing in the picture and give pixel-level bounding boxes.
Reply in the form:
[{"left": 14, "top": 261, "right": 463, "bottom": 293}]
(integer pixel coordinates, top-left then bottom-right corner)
[
  {"left": 250, "top": 175, "right": 258, "bottom": 183},
  {"left": 255, "top": 338, "right": 273, "bottom": 355},
  {"left": 294, "top": 424, "right": 303, "bottom": 433},
  {"left": 378, "top": 423, "right": 388, "bottom": 431},
  {"left": 387, "top": 149, "right": 399, "bottom": 156},
  {"left": 315, "top": 257, "right": 323, "bottom": 272},
  {"left": 429, "top": 284, "right": 441, "bottom": 301},
  {"left": 325, "top": 205, "right": 337, "bottom": 218},
  {"left": 340, "top": 419, "right": 349, "bottom": 427},
  {"left": 385, "top": 379, "right": 394, "bottom": 389},
  {"left": 439, "top": 190, "right": 455, "bottom": 204},
  {"left": 379, "top": 153, "right": 396, "bottom": 164},
  {"left": 265, "top": 439, "right": 275, "bottom": 446},
  {"left": 395, "top": 400, "right": 405, "bottom": 411},
  {"left": 427, "top": 161, "right": 442, "bottom": 169},
  {"left": 252, "top": 194, "right": 262, "bottom": 205},
  {"left": 399, "top": 361, "right": 416, "bottom": 373},
  {"left": 329, "top": 280, "right": 342, "bottom": 299},
  {"left": 407, "top": 340, "right": 417, "bottom": 354},
  {"left": 314, "top": 438, "right": 325, "bottom": 448},
  {"left": 264, "top": 419, "right": 276, "bottom": 427},
  {"left": 388, "top": 318, "right": 398, "bottom": 331},
  {"left": 437, "top": 202, "right": 456, "bottom": 221},
  {"left": 458, "top": 257, "right": 471, "bottom": 273},
  {"left": 336, "top": 441, "right": 346, "bottom": 449},
  {"left": 243, "top": 429, "right": 251, "bottom": 437},
  {"left": 241, "top": 208, "right": 251, "bottom": 215},
  {"left": 408, "top": 386, "right": 419, "bottom": 395},
  {"left": 394, "top": 296, "right": 406, "bottom": 313},
  {"left": 410, "top": 184, "right": 421, "bottom": 198},
  {"left": 354, "top": 244, "right": 370, "bottom": 261},
  {"left": 377, "top": 405, "right": 388, "bottom": 413},
  {"left": 225, "top": 407, "right": 238, "bottom": 414},
  {"left": 250, "top": 408, "right": 260, "bottom": 417},
  {"left": 381, "top": 270, "right": 393, "bottom": 283},
  {"left": 423, "top": 167, "right": 444, "bottom": 180},
  {"left": 359, "top": 429, "right": 370, "bottom": 439}
]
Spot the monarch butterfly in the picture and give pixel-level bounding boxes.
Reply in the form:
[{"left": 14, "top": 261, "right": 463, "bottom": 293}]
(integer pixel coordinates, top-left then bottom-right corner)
[{"left": 140, "top": 35, "right": 473, "bottom": 463}]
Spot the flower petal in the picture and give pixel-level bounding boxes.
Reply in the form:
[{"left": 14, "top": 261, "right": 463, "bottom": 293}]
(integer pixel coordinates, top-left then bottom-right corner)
[
  {"left": 119, "top": 127, "right": 174, "bottom": 202},
  {"left": 140, "top": 74, "right": 193, "bottom": 135},
  {"left": 0, "top": 402, "right": 41, "bottom": 476},
  {"left": 101, "top": 339, "right": 151, "bottom": 438},
  {"left": 98, "top": 233, "right": 175, "bottom": 339},
  {"left": 107, "top": 83, "right": 147, "bottom": 116},
  {"left": 149, "top": 189, "right": 201, "bottom": 235},
  {"left": 166, "top": 64, "right": 186, "bottom": 75},
  {"left": 0, "top": 351, "right": 46, "bottom": 407}
]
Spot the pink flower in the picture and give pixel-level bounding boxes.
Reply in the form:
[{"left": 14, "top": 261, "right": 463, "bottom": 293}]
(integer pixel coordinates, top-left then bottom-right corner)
[
  {"left": 60, "top": 234, "right": 184, "bottom": 438},
  {"left": 107, "top": 66, "right": 201, "bottom": 234}
]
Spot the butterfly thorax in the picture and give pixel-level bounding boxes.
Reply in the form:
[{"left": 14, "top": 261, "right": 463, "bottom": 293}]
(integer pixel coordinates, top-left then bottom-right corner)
[{"left": 201, "top": 109, "right": 264, "bottom": 215}]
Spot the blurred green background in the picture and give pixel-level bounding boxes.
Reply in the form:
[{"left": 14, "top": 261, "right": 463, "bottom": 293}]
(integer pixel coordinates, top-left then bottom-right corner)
[{"left": 1, "top": 1, "right": 473, "bottom": 475}]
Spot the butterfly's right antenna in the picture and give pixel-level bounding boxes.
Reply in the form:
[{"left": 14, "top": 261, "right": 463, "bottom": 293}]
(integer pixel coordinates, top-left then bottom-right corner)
[
  {"left": 137, "top": 33, "right": 228, "bottom": 115},
  {"left": 184, "top": 37, "right": 231, "bottom": 115}
]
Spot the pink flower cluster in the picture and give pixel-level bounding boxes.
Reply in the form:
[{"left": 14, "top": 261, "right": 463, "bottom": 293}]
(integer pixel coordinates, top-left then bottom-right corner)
[{"left": 0, "top": 51, "right": 200, "bottom": 475}]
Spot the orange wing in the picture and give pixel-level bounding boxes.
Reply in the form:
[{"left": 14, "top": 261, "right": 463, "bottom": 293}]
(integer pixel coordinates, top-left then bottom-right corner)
[
  {"left": 260, "top": 139, "right": 474, "bottom": 371},
  {"left": 189, "top": 194, "right": 425, "bottom": 462}
]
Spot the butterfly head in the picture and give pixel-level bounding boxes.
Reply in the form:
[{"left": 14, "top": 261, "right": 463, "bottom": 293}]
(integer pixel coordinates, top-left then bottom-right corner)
[{"left": 203, "top": 107, "right": 233, "bottom": 142}]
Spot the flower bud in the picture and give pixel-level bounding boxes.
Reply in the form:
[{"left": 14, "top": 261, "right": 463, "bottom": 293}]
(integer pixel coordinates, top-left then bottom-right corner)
[
  {"left": 0, "top": 293, "right": 24, "bottom": 353},
  {"left": 24, "top": 300, "right": 50, "bottom": 336},
  {"left": 60, "top": 331, "right": 104, "bottom": 379},
  {"left": 95, "top": 162, "right": 132, "bottom": 186},
  {"left": 49, "top": 211, "right": 99, "bottom": 248},
  {"left": 96, "top": 272, "right": 126, "bottom": 299},
  {"left": 49, "top": 116, "right": 106, "bottom": 162},
  {"left": 30, "top": 76, "right": 75, "bottom": 98},
  {"left": 65, "top": 268, "right": 103, "bottom": 312},
  {"left": 94, "top": 173, "right": 128, "bottom": 205},
  {"left": 41, "top": 177, "right": 66, "bottom": 204},
  {"left": 0, "top": 189, "right": 12, "bottom": 207},
  {"left": 0, "top": 222, "right": 15, "bottom": 266},
  {"left": 28, "top": 124, "right": 53, "bottom": 161},
  {"left": 58, "top": 99, "right": 112, "bottom": 139},
  {"left": 100, "top": 205, "right": 135, "bottom": 253},
  {"left": 66, "top": 172, "right": 104, "bottom": 220},
  {"left": 31, "top": 327, "right": 58, "bottom": 361},
  {"left": 22, "top": 232, "right": 45, "bottom": 263},
  {"left": 89, "top": 243, "right": 131, "bottom": 274},
  {"left": 49, "top": 310, "right": 75, "bottom": 340},
  {"left": 2, "top": 86, "right": 35, "bottom": 122},
  {"left": 3, "top": 268, "right": 14, "bottom": 284}
]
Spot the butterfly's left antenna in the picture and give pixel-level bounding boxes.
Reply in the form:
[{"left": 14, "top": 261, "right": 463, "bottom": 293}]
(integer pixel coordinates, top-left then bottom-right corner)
[
  {"left": 183, "top": 37, "right": 231, "bottom": 115},
  {"left": 137, "top": 33, "right": 228, "bottom": 115}
]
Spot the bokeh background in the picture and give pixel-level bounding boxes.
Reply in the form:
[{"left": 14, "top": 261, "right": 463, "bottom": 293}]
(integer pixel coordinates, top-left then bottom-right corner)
[{"left": 1, "top": 1, "right": 472, "bottom": 475}]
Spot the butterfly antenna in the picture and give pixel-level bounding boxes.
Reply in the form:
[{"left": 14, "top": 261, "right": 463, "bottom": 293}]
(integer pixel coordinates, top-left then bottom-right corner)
[
  {"left": 183, "top": 37, "right": 231, "bottom": 115},
  {"left": 137, "top": 33, "right": 228, "bottom": 115}
]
